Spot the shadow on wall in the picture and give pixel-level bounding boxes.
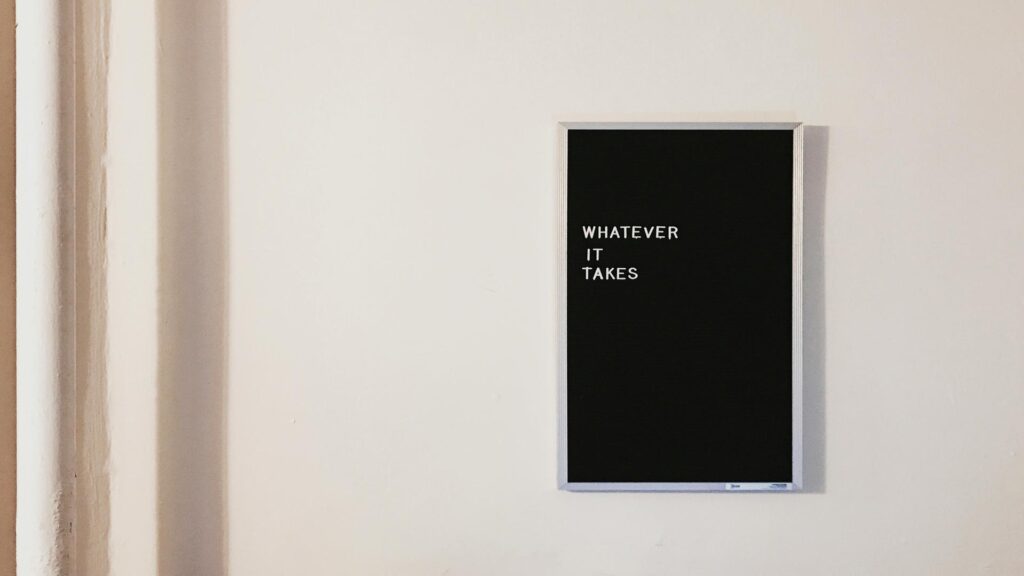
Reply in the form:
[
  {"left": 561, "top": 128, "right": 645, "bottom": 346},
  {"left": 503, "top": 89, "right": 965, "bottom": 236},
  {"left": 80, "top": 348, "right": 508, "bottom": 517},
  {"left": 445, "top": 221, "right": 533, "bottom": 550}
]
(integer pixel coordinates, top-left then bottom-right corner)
[
  {"left": 75, "top": 0, "right": 112, "bottom": 573},
  {"left": 156, "top": 1, "right": 229, "bottom": 575},
  {"left": 802, "top": 126, "right": 829, "bottom": 494}
]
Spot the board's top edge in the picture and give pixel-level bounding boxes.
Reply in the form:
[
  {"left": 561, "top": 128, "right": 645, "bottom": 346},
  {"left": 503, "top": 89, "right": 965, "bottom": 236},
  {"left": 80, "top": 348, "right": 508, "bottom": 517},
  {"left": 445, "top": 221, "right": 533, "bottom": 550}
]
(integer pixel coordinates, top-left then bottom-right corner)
[{"left": 559, "top": 121, "right": 802, "bottom": 130}]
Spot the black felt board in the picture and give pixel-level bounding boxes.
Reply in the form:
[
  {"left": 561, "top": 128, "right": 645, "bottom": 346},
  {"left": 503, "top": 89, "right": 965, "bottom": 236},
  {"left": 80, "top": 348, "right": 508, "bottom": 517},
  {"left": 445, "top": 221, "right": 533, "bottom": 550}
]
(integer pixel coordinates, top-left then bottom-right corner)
[{"left": 564, "top": 127, "right": 796, "bottom": 486}]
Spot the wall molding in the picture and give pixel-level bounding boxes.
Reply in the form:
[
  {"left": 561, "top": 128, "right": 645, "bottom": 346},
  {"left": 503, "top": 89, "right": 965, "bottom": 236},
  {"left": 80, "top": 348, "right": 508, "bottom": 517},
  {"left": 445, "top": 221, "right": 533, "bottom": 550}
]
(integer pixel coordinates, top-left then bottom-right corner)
[{"left": 16, "top": 1, "right": 77, "bottom": 574}]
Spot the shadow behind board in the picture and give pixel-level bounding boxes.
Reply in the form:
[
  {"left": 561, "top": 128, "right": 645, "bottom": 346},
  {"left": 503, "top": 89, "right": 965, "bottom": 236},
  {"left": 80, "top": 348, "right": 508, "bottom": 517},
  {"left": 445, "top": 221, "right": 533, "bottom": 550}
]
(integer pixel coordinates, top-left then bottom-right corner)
[{"left": 559, "top": 124, "right": 802, "bottom": 492}]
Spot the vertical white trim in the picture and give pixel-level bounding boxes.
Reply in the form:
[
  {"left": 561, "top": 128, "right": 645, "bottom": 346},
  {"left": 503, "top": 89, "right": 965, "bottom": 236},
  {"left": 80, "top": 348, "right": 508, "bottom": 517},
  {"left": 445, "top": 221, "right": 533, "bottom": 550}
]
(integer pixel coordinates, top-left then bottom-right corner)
[
  {"left": 16, "top": 0, "right": 77, "bottom": 574},
  {"left": 556, "top": 124, "right": 568, "bottom": 489},
  {"left": 792, "top": 125, "right": 805, "bottom": 490},
  {"left": 106, "top": 0, "right": 160, "bottom": 572}
]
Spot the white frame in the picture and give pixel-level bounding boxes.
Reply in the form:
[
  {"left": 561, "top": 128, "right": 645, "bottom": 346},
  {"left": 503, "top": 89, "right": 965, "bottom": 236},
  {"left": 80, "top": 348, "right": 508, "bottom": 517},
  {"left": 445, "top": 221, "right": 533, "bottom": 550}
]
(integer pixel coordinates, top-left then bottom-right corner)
[{"left": 557, "top": 122, "right": 804, "bottom": 492}]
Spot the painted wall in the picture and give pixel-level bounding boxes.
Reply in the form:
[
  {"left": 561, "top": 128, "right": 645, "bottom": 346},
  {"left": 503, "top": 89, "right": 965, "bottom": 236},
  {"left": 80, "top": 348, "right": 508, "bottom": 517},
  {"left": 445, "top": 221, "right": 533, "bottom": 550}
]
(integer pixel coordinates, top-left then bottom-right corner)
[
  {"left": 0, "top": 0, "right": 15, "bottom": 573},
  {"left": 105, "top": 1, "right": 1024, "bottom": 574}
]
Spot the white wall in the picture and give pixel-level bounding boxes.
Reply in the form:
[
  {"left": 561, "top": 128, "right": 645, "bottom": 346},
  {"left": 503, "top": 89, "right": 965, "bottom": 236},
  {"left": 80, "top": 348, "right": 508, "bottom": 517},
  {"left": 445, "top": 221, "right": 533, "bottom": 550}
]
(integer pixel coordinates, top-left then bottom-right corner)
[{"left": 106, "top": 1, "right": 1024, "bottom": 574}]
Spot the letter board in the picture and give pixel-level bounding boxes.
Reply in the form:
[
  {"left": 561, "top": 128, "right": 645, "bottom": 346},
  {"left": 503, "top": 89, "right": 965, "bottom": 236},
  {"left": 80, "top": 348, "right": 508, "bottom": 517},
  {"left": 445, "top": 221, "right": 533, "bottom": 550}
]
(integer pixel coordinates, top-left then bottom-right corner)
[{"left": 558, "top": 123, "right": 803, "bottom": 492}]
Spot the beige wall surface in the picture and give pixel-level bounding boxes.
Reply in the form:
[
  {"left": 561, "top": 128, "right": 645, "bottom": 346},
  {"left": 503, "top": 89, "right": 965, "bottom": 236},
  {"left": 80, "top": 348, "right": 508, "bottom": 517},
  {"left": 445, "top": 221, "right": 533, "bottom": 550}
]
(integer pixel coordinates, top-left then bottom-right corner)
[
  {"left": 0, "top": 0, "right": 14, "bottom": 573},
  {"left": 106, "top": 1, "right": 1024, "bottom": 575}
]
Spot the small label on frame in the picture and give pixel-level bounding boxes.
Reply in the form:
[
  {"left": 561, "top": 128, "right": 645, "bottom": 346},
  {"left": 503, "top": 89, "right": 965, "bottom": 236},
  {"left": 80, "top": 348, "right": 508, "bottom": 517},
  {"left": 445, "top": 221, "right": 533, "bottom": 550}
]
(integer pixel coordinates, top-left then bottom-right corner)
[{"left": 725, "top": 483, "right": 792, "bottom": 491}]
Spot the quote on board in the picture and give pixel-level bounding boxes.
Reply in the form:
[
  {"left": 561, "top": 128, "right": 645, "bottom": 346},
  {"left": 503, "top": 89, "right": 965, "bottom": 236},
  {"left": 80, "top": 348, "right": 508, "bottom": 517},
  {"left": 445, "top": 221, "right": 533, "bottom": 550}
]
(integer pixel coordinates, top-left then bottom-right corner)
[{"left": 579, "top": 225, "right": 678, "bottom": 280}]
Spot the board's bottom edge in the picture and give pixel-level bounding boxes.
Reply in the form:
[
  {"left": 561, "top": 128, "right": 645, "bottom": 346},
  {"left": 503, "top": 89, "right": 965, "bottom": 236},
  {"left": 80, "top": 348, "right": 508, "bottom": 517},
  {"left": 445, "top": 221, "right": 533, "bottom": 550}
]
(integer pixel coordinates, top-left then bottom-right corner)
[{"left": 560, "top": 482, "right": 799, "bottom": 492}]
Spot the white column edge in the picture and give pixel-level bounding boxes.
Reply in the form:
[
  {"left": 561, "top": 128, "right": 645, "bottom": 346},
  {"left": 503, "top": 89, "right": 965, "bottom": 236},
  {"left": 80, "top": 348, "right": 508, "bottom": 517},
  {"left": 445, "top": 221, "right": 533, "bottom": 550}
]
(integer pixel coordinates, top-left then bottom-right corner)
[{"left": 16, "top": 0, "right": 77, "bottom": 574}]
